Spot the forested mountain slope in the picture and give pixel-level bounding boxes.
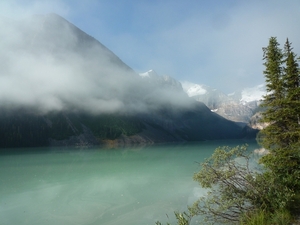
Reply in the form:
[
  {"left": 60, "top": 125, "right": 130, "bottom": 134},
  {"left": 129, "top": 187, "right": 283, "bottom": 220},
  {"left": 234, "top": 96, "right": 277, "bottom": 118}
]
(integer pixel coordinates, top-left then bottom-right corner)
[{"left": 0, "top": 14, "right": 257, "bottom": 148}]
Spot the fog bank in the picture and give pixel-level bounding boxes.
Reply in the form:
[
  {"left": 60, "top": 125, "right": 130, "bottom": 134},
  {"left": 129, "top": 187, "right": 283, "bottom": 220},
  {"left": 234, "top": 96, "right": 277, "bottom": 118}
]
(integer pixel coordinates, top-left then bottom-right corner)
[{"left": 0, "top": 14, "right": 193, "bottom": 115}]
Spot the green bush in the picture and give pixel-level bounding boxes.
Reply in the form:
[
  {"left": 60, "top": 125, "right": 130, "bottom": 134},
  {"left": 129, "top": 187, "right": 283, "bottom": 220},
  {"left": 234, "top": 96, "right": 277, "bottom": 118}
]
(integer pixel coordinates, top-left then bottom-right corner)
[
  {"left": 240, "top": 209, "right": 271, "bottom": 225},
  {"left": 156, "top": 145, "right": 297, "bottom": 225},
  {"left": 240, "top": 208, "right": 292, "bottom": 225}
]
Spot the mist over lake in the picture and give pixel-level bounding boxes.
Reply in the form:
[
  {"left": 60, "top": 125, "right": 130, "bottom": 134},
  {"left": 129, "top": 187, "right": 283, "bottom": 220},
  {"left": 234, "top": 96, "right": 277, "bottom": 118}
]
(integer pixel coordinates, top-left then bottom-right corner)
[{"left": 0, "top": 140, "right": 260, "bottom": 225}]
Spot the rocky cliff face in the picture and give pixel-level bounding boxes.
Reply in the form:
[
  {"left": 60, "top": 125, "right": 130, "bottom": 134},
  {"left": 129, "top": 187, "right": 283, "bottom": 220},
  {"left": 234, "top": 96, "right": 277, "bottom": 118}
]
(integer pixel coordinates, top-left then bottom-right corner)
[
  {"left": 211, "top": 102, "right": 256, "bottom": 123},
  {"left": 249, "top": 112, "right": 269, "bottom": 130}
]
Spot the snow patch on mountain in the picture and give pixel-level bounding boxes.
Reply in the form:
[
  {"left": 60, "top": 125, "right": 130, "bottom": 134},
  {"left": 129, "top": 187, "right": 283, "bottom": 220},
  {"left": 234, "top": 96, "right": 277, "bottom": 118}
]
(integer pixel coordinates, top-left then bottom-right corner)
[
  {"left": 181, "top": 81, "right": 207, "bottom": 97},
  {"left": 240, "top": 84, "right": 266, "bottom": 103},
  {"left": 139, "top": 69, "right": 159, "bottom": 78},
  {"left": 180, "top": 81, "right": 266, "bottom": 123},
  {"left": 181, "top": 81, "right": 265, "bottom": 104},
  {"left": 139, "top": 70, "right": 183, "bottom": 92}
]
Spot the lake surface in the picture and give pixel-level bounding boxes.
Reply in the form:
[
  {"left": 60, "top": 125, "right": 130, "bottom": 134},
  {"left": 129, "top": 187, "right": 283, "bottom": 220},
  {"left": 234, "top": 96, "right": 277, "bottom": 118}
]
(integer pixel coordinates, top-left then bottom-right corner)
[{"left": 0, "top": 140, "right": 260, "bottom": 225}]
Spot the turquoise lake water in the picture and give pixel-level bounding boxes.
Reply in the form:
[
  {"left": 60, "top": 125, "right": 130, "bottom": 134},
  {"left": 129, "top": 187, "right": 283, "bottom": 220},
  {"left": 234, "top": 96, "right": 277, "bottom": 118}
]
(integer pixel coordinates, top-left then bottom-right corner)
[{"left": 0, "top": 140, "right": 260, "bottom": 225}]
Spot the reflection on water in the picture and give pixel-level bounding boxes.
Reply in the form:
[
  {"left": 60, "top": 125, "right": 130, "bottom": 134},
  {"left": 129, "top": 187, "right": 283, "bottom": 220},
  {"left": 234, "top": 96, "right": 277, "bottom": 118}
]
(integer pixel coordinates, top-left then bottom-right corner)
[{"left": 0, "top": 140, "right": 259, "bottom": 225}]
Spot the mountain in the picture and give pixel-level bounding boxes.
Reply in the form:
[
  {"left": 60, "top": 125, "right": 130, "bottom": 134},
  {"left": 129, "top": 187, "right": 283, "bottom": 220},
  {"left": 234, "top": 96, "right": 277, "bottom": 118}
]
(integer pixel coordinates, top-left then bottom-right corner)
[
  {"left": 0, "top": 14, "right": 258, "bottom": 149},
  {"left": 182, "top": 81, "right": 265, "bottom": 123},
  {"left": 24, "top": 13, "right": 133, "bottom": 71},
  {"left": 139, "top": 70, "right": 183, "bottom": 92}
]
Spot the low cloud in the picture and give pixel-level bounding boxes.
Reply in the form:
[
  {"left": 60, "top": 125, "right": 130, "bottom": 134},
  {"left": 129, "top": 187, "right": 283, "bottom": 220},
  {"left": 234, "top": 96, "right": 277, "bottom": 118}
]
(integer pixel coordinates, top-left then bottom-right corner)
[{"left": 0, "top": 14, "right": 193, "bottom": 115}]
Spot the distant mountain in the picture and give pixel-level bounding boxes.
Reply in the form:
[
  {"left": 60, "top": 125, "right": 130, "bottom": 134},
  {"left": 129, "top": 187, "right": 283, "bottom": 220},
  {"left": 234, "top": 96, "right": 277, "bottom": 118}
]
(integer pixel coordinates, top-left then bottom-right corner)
[
  {"left": 181, "top": 81, "right": 266, "bottom": 123},
  {"left": 25, "top": 13, "right": 134, "bottom": 72},
  {"left": 139, "top": 70, "right": 183, "bottom": 92},
  {"left": 0, "top": 14, "right": 258, "bottom": 149}
]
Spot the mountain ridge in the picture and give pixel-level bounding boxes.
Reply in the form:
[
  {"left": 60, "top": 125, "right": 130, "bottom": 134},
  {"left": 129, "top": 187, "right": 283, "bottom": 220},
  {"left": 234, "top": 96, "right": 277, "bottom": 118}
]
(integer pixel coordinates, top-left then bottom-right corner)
[
  {"left": 0, "top": 14, "right": 258, "bottom": 149},
  {"left": 29, "top": 13, "right": 134, "bottom": 72}
]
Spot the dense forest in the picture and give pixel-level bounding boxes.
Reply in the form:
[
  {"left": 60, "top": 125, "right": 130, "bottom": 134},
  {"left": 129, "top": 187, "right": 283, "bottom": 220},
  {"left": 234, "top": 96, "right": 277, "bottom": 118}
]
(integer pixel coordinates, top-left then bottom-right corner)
[
  {"left": 0, "top": 110, "right": 144, "bottom": 148},
  {"left": 0, "top": 103, "right": 257, "bottom": 149}
]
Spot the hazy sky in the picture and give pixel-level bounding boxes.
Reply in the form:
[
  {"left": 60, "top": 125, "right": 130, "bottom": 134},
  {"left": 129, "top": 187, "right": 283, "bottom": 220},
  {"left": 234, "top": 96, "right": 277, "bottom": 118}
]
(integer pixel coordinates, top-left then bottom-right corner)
[{"left": 1, "top": 0, "right": 300, "bottom": 93}]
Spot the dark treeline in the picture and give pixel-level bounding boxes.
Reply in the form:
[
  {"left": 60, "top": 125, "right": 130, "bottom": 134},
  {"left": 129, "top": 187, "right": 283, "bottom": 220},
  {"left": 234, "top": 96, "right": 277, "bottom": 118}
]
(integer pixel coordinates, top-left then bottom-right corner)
[
  {"left": 0, "top": 110, "right": 144, "bottom": 148},
  {"left": 0, "top": 103, "right": 257, "bottom": 149}
]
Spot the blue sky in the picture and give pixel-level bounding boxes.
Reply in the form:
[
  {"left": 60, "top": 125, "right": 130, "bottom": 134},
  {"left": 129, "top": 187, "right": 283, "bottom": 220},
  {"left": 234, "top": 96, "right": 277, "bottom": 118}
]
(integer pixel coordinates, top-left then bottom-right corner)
[{"left": 1, "top": 0, "right": 300, "bottom": 93}]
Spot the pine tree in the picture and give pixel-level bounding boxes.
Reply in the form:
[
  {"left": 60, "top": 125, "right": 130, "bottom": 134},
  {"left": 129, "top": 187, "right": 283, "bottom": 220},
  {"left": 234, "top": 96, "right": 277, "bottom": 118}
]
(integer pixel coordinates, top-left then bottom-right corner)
[
  {"left": 259, "top": 37, "right": 286, "bottom": 149},
  {"left": 259, "top": 37, "right": 300, "bottom": 197},
  {"left": 279, "top": 39, "right": 300, "bottom": 191},
  {"left": 259, "top": 37, "right": 300, "bottom": 149},
  {"left": 282, "top": 38, "right": 300, "bottom": 145}
]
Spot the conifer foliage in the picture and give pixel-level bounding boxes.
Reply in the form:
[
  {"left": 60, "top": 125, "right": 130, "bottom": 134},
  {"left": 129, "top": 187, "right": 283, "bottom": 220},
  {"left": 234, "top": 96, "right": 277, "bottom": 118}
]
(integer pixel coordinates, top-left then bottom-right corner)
[
  {"left": 259, "top": 37, "right": 300, "bottom": 213},
  {"left": 260, "top": 37, "right": 300, "bottom": 149}
]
